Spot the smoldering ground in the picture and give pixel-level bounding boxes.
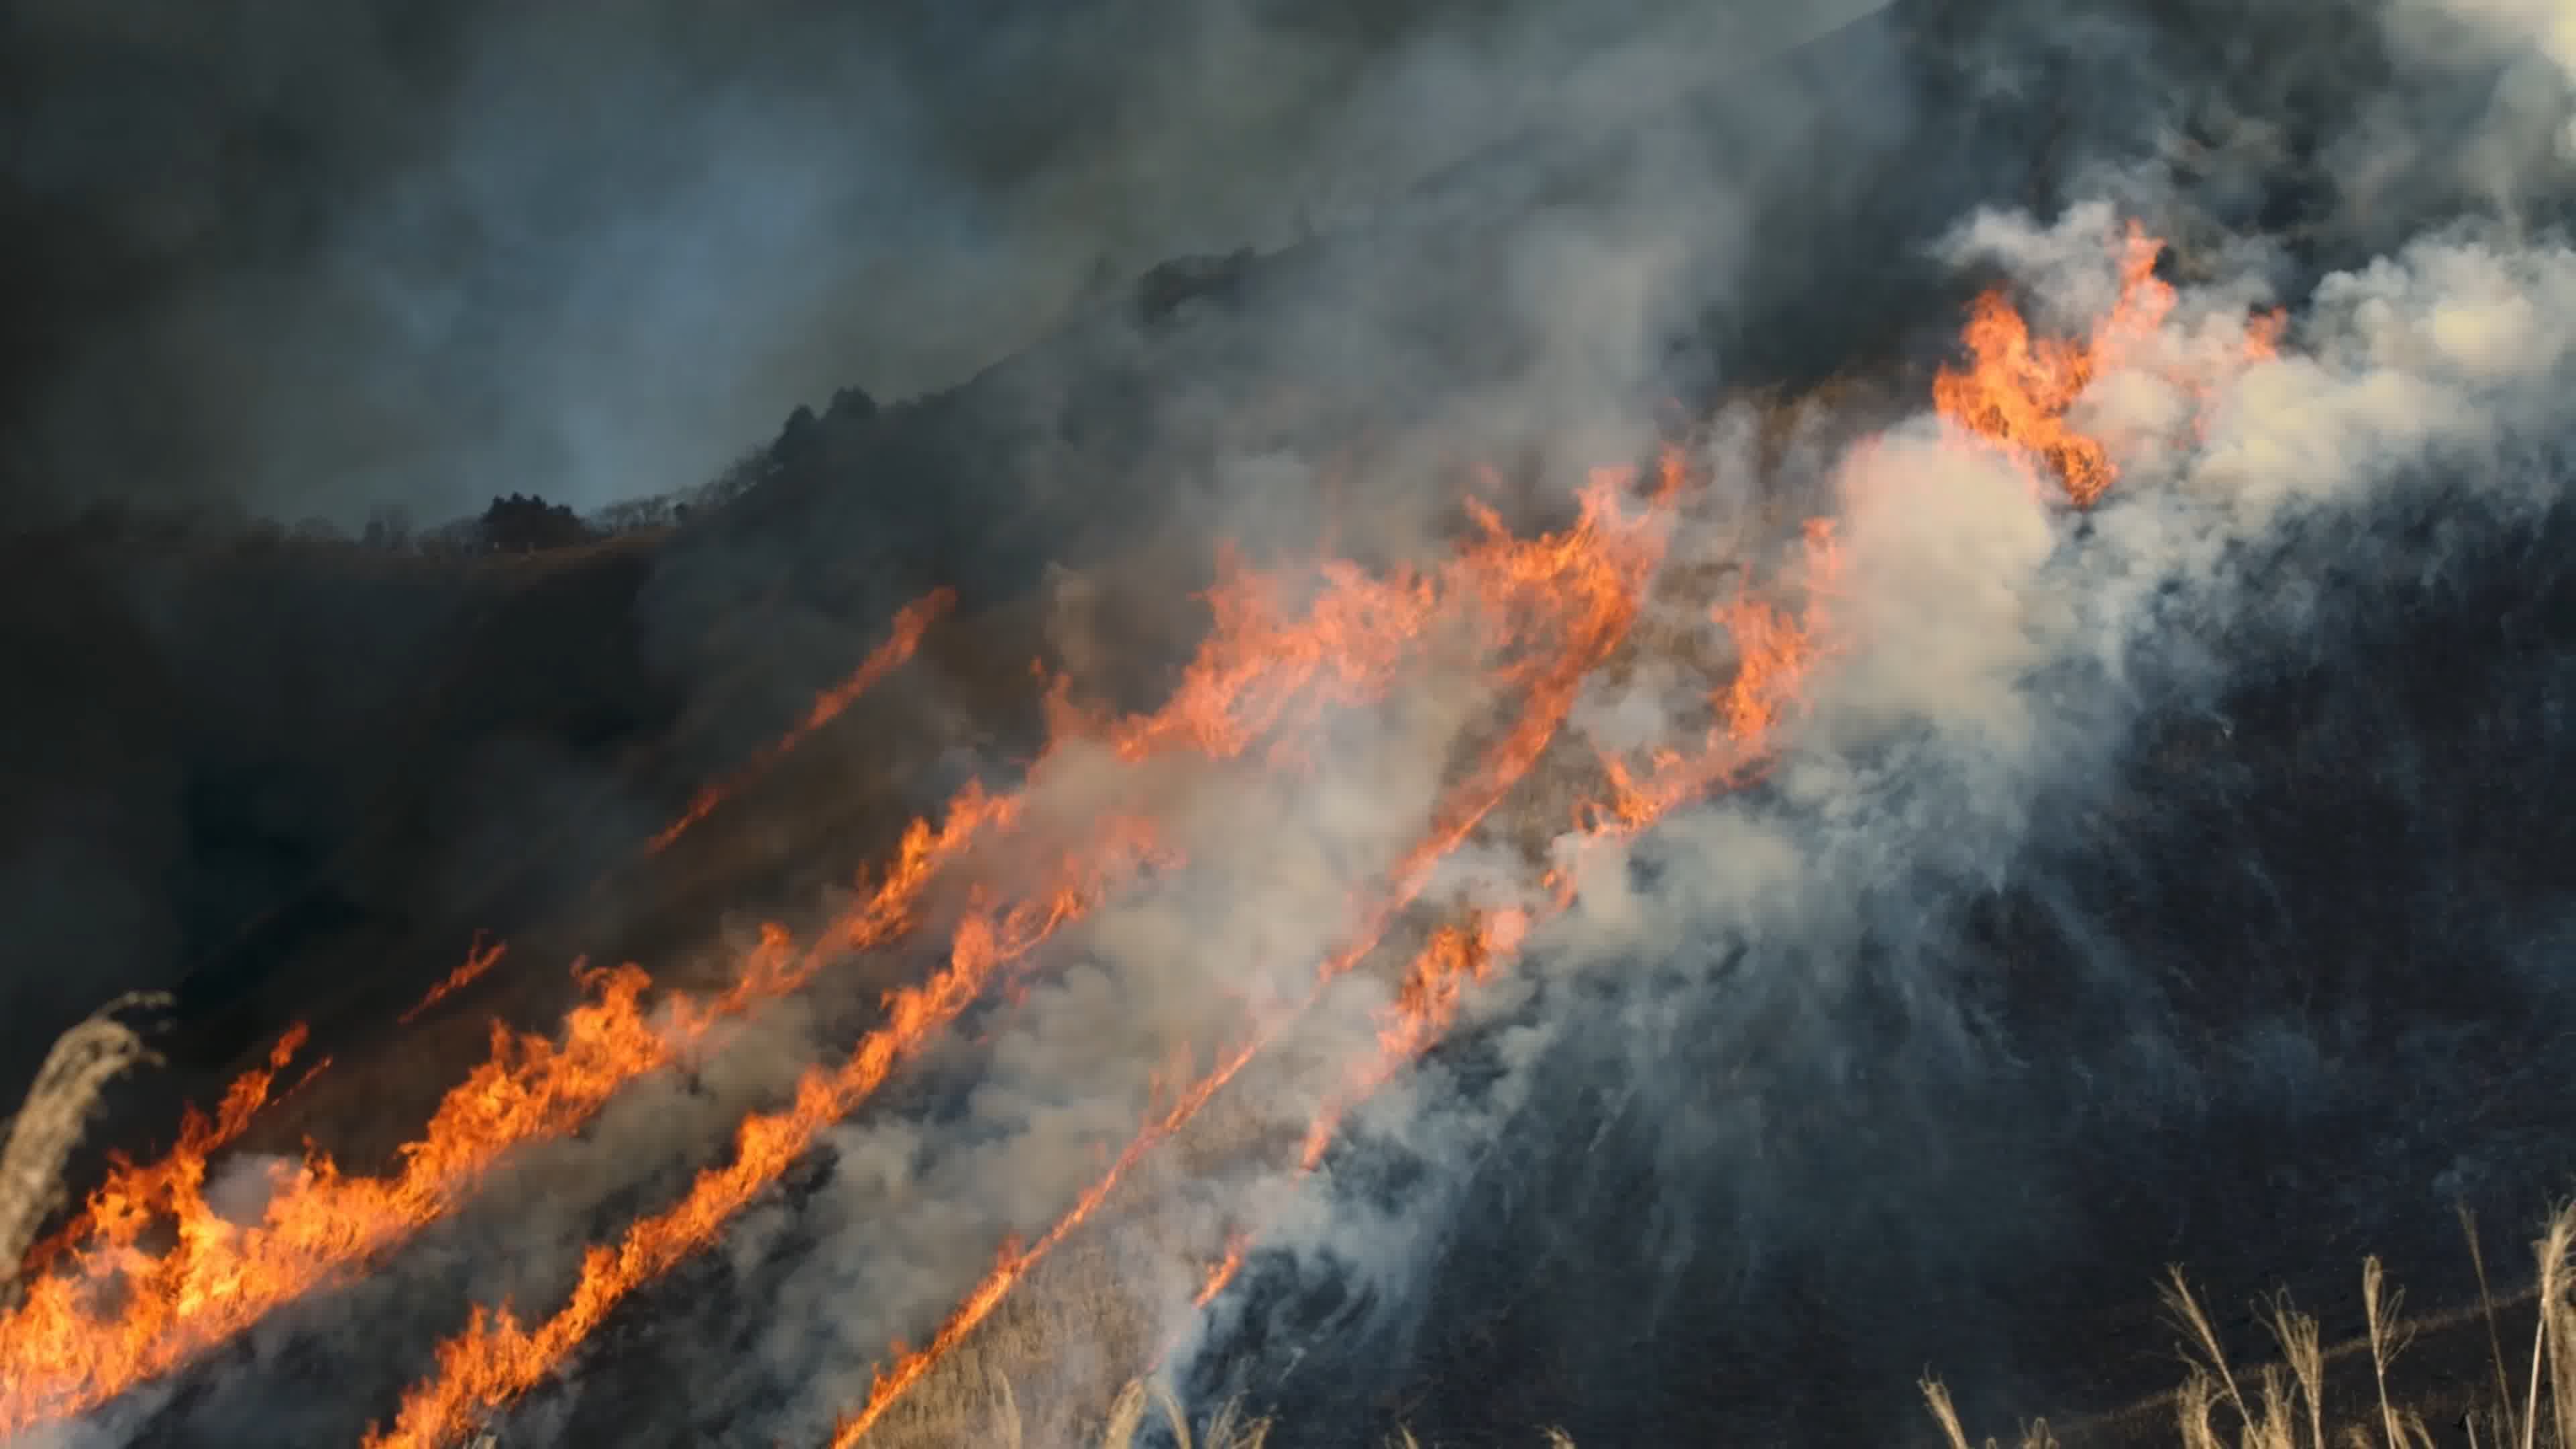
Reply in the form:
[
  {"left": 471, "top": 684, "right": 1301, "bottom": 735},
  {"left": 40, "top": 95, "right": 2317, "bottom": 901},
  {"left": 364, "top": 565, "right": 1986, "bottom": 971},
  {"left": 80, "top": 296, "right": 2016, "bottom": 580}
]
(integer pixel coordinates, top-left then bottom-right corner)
[{"left": 11, "top": 0, "right": 2576, "bottom": 1446}]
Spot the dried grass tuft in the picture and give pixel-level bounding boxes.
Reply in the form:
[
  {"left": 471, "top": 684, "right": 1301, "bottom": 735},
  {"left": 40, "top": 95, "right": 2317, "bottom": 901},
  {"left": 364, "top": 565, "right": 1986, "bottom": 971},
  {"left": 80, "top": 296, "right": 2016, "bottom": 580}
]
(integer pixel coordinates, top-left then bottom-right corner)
[{"left": 0, "top": 991, "right": 169, "bottom": 1305}]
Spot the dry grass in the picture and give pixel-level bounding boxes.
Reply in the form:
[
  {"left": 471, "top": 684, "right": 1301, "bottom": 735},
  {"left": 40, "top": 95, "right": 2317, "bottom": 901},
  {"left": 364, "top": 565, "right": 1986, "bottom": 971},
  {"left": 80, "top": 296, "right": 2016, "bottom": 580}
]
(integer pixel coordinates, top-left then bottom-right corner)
[
  {"left": 865, "top": 1195, "right": 2576, "bottom": 1449},
  {"left": 1923, "top": 1202, "right": 2576, "bottom": 1449},
  {"left": 0, "top": 992, "right": 169, "bottom": 1307}
]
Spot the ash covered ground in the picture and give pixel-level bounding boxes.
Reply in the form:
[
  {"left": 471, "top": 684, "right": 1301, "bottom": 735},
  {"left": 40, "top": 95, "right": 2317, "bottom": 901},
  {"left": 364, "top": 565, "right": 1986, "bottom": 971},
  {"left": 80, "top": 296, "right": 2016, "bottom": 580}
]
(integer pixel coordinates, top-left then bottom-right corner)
[{"left": 5, "top": 1, "right": 2576, "bottom": 1446}]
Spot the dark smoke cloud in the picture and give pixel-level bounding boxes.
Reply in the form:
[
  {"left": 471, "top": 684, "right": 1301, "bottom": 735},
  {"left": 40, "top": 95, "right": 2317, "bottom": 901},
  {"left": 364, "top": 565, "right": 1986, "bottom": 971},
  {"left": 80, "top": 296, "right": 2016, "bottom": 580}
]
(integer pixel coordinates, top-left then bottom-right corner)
[{"left": 0, "top": 0, "right": 1885, "bottom": 527}]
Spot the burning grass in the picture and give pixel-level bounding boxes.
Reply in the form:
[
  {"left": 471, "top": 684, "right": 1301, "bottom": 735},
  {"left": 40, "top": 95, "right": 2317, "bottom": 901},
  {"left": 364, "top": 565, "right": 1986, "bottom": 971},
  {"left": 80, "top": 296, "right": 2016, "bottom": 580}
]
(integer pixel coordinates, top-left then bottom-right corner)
[{"left": 6, "top": 212, "right": 2329, "bottom": 1446}]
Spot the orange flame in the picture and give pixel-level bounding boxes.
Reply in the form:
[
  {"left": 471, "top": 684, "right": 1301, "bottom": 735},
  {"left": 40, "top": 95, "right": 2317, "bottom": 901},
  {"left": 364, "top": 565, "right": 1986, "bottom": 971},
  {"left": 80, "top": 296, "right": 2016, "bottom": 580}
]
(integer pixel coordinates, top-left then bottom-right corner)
[
  {"left": 11, "top": 1022, "right": 318, "bottom": 1290},
  {"left": 361, "top": 830, "right": 1163, "bottom": 1449},
  {"left": 1932, "top": 223, "right": 2174, "bottom": 506},
  {"left": 1, "top": 582, "right": 979, "bottom": 1434},
  {"left": 1185, "top": 506, "right": 1845, "bottom": 1340},
  {"left": 1295, "top": 912, "right": 1523, "bottom": 1172},
  {"left": 826, "top": 1053, "right": 1254, "bottom": 1448},
  {"left": 0, "top": 806, "right": 992, "bottom": 1433},
  {"left": 398, "top": 936, "right": 509, "bottom": 1026},
  {"left": 818, "top": 464, "right": 1681, "bottom": 1442},
  {"left": 1192, "top": 1232, "right": 1251, "bottom": 1311},
  {"left": 647, "top": 588, "right": 955, "bottom": 855},
  {"left": 358, "top": 472, "right": 1675, "bottom": 1448}
]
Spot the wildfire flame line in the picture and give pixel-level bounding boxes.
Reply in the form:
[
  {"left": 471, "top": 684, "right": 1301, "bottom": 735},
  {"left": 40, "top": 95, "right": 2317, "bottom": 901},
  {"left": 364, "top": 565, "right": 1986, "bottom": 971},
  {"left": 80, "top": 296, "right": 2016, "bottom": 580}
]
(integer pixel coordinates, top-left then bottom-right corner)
[
  {"left": 0, "top": 806, "right": 981, "bottom": 1432},
  {"left": 647, "top": 588, "right": 957, "bottom": 855},
  {"left": 1, "top": 655, "right": 1183, "bottom": 1430},
  {"left": 0, "top": 590, "right": 971, "bottom": 1431},
  {"left": 1181, "top": 222, "right": 2293, "bottom": 1373},
  {"left": 21, "top": 926, "right": 504, "bottom": 1292},
  {"left": 821, "top": 460, "right": 1682, "bottom": 1444},
  {"left": 358, "top": 471, "right": 1675, "bottom": 1449},
  {"left": 0, "top": 219, "right": 2278, "bottom": 1444},
  {"left": 11, "top": 918, "right": 490, "bottom": 1295},
  {"left": 9, "top": 1022, "right": 317, "bottom": 1289},
  {"left": 1176, "top": 511, "right": 1846, "bottom": 1354},
  {"left": 358, "top": 829, "right": 1167, "bottom": 1449},
  {"left": 823, "top": 219, "right": 2260, "bottom": 1439}
]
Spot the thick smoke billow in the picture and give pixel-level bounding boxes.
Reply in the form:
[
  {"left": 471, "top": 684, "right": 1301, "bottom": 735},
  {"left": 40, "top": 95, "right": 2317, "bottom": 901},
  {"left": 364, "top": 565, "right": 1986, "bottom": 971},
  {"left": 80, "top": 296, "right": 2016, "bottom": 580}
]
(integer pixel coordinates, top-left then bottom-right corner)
[{"left": 0, "top": 0, "right": 1884, "bottom": 527}]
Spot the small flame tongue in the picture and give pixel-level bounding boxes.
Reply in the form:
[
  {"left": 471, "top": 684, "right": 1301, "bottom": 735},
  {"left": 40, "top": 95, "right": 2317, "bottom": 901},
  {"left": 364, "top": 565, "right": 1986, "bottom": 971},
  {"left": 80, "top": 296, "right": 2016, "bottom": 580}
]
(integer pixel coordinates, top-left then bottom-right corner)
[{"left": 1931, "top": 223, "right": 2176, "bottom": 506}]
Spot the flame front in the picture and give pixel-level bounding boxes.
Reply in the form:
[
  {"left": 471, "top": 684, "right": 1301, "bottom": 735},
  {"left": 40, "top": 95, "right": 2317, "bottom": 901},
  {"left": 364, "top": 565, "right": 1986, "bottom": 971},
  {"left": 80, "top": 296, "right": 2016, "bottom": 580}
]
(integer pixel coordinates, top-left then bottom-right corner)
[
  {"left": 4, "top": 215, "right": 2290, "bottom": 1446},
  {"left": 822, "top": 462, "right": 1684, "bottom": 1443},
  {"left": 364, "top": 471, "right": 1675, "bottom": 1448},
  {"left": 0, "top": 600, "right": 969, "bottom": 1432},
  {"left": 816, "top": 224, "right": 2228, "bottom": 1444}
]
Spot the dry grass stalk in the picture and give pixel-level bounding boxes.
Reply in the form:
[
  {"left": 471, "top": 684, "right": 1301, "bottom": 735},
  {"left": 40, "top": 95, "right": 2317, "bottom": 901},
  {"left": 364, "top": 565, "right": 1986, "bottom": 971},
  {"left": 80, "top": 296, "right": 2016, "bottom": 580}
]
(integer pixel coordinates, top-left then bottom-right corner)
[
  {"left": 2261, "top": 1289, "right": 2328, "bottom": 1449},
  {"left": 2464, "top": 1205, "right": 2523, "bottom": 1449},
  {"left": 2529, "top": 1206, "right": 2576, "bottom": 1449},
  {"left": 2359, "top": 1255, "right": 2430, "bottom": 1448},
  {"left": 0, "top": 991, "right": 169, "bottom": 1305},
  {"left": 2162, "top": 1267, "right": 2267, "bottom": 1441},
  {"left": 1921, "top": 1375, "right": 2059, "bottom": 1449}
]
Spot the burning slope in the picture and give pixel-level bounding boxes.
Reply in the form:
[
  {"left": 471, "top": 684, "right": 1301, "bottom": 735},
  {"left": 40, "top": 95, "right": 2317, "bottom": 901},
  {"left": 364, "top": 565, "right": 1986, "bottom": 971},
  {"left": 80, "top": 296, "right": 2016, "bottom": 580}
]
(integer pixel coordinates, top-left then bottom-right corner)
[
  {"left": 1, "top": 583, "right": 952, "bottom": 1377},
  {"left": 0, "top": 599, "right": 968, "bottom": 1434},
  {"left": 6, "top": 202, "right": 2324, "bottom": 1446},
  {"left": 821, "top": 462, "right": 1697, "bottom": 1441},
  {"left": 370, "top": 462, "right": 1683, "bottom": 1449},
  {"left": 814, "top": 217, "right": 2325, "bottom": 1441}
]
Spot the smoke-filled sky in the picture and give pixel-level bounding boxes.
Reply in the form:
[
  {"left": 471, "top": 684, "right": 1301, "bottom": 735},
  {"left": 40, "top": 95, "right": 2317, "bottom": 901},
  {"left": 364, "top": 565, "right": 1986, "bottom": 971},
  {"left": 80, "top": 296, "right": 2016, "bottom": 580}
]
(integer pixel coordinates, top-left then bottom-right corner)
[{"left": 0, "top": 0, "right": 1885, "bottom": 527}]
